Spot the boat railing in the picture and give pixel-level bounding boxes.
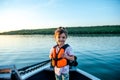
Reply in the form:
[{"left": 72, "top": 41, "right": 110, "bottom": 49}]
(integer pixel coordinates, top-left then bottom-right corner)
[{"left": 18, "top": 59, "right": 50, "bottom": 76}]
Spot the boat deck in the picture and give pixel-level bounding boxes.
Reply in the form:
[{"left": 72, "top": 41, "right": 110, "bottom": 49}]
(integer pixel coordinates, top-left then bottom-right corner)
[{"left": 26, "top": 68, "right": 91, "bottom": 80}]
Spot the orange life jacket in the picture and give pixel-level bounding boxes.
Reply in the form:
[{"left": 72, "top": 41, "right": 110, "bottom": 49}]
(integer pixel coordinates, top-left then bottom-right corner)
[{"left": 51, "top": 44, "right": 69, "bottom": 68}]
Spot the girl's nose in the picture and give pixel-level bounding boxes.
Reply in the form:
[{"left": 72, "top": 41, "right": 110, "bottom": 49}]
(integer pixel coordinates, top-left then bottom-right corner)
[{"left": 60, "top": 37, "right": 63, "bottom": 40}]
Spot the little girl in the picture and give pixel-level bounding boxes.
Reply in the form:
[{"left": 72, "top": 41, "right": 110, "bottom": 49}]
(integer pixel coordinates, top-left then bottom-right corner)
[{"left": 49, "top": 27, "right": 74, "bottom": 80}]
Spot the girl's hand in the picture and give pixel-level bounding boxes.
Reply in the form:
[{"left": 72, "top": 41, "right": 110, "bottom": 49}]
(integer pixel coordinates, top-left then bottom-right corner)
[
  {"left": 63, "top": 54, "right": 74, "bottom": 60},
  {"left": 62, "top": 54, "right": 68, "bottom": 59}
]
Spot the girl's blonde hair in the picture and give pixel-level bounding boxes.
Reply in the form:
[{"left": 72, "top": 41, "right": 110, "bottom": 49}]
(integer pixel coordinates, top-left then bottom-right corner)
[{"left": 54, "top": 27, "right": 68, "bottom": 38}]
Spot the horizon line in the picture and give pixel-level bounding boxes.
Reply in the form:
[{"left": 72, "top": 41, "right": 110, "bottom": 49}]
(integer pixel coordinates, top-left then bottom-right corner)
[{"left": 0, "top": 24, "right": 120, "bottom": 33}]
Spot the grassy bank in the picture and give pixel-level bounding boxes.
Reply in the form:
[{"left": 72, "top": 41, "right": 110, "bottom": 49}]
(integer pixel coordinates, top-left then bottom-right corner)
[{"left": 0, "top": 25, "right": 120, "bottom": 35}]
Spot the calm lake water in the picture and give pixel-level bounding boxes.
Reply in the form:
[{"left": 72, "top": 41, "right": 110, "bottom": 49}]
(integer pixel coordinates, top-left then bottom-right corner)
[{"left": 0, "top": 35, "right": 120, "bottom": 80}]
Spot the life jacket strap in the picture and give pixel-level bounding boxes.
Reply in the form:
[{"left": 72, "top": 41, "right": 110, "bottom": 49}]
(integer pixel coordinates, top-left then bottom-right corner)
[{"left": 52, "top": 58, "right": 62, "bottom": 61}]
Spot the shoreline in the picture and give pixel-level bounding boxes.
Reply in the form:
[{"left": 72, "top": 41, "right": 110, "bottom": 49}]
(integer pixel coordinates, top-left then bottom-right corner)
[
  {"left": 0, "top": 34, "right": 120, "bottom": 37},
  {"left": 0, "top": 25, "right": 120, "bottom": 35}
]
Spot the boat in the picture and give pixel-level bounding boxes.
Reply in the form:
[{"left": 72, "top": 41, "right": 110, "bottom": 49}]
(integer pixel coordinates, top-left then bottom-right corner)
[{"left": 0, "top": 60, "right": 100, "bottom": 80}]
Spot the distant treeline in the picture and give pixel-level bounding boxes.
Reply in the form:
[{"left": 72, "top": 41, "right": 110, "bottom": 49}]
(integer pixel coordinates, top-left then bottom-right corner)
[{"left": 0, "top": 25, "right": 120, "bottom": 35}]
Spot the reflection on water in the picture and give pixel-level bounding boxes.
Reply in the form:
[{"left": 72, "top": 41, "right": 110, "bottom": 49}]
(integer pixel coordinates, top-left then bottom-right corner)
[{"left": 0, "top": 35, "right": 120, "bottom": 80}]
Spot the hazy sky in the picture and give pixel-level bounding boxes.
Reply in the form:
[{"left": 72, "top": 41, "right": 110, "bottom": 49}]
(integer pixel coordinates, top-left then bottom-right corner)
[{"left": 0, "top": 0, "right": 120, "bottom": 32}]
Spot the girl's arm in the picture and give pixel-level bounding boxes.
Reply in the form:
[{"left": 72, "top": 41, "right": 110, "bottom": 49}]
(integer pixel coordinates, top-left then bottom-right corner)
[
  {"left": 63, "top": 55, "right": 74, "bottom": 60},
  {"left": 49, "top": 48, "right": 53, "bottom": 59},
  {"left": 64, "top": 46, "right": 75, "bottom": 60},
  {"left": 49, "top": 53, "right": 53, "bottom": 59}
]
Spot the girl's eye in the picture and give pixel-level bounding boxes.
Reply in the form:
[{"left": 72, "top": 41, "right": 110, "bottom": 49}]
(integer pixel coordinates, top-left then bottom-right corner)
[
  {"left": 62, "top": 37, "right": 65, "bottom": 39},
  {"left": 58, "top": 36, "right": 65, "bottom": 39}
]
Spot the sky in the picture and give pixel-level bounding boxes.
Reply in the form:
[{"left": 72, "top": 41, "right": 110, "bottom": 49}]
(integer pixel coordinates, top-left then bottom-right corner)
[{"left": 0, "top": 0, "right": 120, "bottom": 32}]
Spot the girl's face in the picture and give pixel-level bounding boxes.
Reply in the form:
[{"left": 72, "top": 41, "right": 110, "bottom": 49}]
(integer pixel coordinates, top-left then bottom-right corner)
[{"left": 55, "top": 33, "right": 67, "bottom": 46}]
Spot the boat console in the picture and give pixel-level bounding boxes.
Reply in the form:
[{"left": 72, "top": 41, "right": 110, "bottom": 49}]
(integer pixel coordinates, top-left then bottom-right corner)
[{"left": 0, "top": 65, "right": 21, "bottom": 80}]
